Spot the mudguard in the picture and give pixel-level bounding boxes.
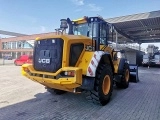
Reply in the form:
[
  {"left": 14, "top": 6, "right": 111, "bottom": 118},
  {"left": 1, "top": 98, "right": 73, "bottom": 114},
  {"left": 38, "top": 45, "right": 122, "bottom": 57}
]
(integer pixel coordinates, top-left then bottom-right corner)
[
  {"left": 129, "top": 64, "right": 139, "bottom": 83},
  {"left": 118, "top": 58, "right": 126, "bottom": 74},
  {"left": 86, "top": 51, "right": 114, "bottom": 77}
]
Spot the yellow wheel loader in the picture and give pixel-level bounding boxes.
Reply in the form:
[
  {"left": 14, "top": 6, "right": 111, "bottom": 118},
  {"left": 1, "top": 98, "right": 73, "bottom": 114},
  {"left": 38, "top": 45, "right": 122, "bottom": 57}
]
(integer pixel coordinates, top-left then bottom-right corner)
[{"left": 22, "top": 16, "right": 137, "bottom": 105}]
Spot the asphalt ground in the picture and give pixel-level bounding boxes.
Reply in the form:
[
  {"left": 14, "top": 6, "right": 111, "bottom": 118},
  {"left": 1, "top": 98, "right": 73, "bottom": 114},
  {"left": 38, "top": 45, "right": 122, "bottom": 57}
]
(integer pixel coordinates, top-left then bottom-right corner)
[{"left": 0, "top": 65, "right": 160, "bottom": 120}]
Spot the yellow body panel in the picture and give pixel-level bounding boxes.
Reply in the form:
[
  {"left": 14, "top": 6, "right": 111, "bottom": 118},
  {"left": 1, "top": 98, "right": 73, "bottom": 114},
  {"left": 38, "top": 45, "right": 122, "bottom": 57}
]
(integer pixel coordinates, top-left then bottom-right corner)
[
  {"left": 72, "top": 17, "right": 87, "bottom": 24},
  {"left": 100, "top": 45, "right": 113, "bottom": 57},
  {"left": 113, "top": 58, "right": 120, "bottom": 73},
  {"left": 22, "top": 35, "right": 96, "bottom": 92},
  {"left": 100, "top": 45, "right": 121, "bottom": 74},
  {"left": 36, "top": 35, "right": 93, "bottom": 67},
  {"left": 22, "top": 64, "right": 82, "bottom": 92},
  {"left": 77, "top": 52, "right": 94, "bottom": 75}
]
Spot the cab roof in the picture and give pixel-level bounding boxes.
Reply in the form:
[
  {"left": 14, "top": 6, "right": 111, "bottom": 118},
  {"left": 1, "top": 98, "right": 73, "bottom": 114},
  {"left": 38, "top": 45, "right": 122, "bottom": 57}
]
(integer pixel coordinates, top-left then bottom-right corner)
[
  {"left": 35, "top": 34, "right": 91, "bottom": 41},
  {"left": 72, "top": 16, "right": 105, "bottom": 24}
]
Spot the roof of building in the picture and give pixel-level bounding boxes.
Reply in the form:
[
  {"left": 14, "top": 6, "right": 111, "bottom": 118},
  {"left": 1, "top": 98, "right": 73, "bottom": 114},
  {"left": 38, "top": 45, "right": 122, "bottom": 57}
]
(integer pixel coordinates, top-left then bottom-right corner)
[
  {"left": 0, "top": 30, "right": 27, "bottom": 37},
  {"left": 105, "top": 10, "right": 160, "bottom": 43},
  {"left": 0, "top": 32, "right": 56, "bottom": 42}
]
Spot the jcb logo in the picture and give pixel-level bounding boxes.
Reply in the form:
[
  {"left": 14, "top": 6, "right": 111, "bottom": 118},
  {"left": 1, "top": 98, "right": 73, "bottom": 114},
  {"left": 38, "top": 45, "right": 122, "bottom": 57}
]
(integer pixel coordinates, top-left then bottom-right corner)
[
  {"left": 85, "top": 45, "right": 95, "bottom": 51},
  {"left": 38, "top": 58, "right": 50, "bottom": 64}
]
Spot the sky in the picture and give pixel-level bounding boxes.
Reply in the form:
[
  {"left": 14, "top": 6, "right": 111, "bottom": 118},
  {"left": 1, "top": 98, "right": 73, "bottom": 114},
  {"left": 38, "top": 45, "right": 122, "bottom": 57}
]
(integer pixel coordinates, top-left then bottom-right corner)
[{"left": 0, "top": 0, "right": 160, "bottom": 49}]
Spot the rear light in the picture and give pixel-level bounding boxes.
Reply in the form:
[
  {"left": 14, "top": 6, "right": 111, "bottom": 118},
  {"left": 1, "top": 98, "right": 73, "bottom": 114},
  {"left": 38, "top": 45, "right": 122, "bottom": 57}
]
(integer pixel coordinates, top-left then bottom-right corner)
[
  {"left": 23, "top": 67, "right": 30, "bottom": 72},
  {"left": 64, "top": 71, "right": 75, "bottom": 77}
]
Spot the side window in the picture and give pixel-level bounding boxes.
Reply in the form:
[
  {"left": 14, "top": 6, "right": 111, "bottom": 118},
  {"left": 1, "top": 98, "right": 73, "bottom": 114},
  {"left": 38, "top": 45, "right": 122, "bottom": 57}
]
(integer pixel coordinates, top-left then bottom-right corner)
[
  {"left": 73, "top": 26, "right": 79, "bottom": 35},
  {"left": 100, "top": 23, "right": 107, "bottom": 45},
  {"left": 69, "top": 43, "right": 84, "bottom": 66},
  {"left": 89, "top": 23, "right": 97, "bottom": 38}
]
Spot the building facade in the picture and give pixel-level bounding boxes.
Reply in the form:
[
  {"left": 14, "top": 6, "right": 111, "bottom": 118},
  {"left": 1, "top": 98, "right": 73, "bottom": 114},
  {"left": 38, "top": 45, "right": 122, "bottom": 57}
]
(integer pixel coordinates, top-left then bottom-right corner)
[{"left": 0, "top": 32, "right": 55, "bottom": 59}]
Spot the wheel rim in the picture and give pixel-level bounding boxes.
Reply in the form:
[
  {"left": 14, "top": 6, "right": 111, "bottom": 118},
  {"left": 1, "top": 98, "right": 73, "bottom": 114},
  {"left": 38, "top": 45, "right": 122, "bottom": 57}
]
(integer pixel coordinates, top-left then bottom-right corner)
[
  {"left": 102, "top": 75, "right": 111, "bottom": 95},
  {"left": 125, "top": 69, "right": 129, "bottom": 82}
]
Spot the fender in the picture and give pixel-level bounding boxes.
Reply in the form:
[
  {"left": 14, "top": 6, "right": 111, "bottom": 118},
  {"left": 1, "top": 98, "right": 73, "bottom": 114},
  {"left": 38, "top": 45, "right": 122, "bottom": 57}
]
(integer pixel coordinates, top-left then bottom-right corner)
[
  {"left": 86, "top": 51, "right": 114, "bottom": 77},
  {"left": 117, "top": 58, "right": 127, "bottom": 74},
  {"left": 99, "top": 53, "right": 114, "bottom": 74}
]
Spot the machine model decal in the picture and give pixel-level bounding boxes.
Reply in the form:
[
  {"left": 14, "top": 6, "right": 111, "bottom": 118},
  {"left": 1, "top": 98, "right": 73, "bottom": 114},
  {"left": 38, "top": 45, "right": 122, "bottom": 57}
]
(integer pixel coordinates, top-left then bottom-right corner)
[
  {"left": 87, "top": 51, "right": 104, "bottom": 77},
  {"left": 38, "top": 58, "right": 50, "bottom": 64},
  {"left": 85, "top": 45, "right": 95, "bottom": 51}
]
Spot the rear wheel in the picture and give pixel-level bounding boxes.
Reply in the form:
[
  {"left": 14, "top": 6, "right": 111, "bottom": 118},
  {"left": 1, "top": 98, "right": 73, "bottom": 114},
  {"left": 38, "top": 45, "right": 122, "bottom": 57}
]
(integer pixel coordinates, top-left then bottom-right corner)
[
  {"left": 45, "top": 87, "right": 66, "bottom": 95},
  {"left": 116, "top": 63, "right": 130, "bottom": 88},
  {"left": 142, "top": 64, "right": 147, "bottom": 67},
  {"left": 85, "top": 64, "right": 113, "bottom": 106}
]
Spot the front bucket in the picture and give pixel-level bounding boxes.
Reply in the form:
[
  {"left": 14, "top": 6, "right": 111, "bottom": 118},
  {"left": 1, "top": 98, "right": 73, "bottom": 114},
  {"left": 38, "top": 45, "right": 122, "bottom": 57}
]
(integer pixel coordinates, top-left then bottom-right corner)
[{"left": 129, "top": 64, "right": 139, "bottom": 83}]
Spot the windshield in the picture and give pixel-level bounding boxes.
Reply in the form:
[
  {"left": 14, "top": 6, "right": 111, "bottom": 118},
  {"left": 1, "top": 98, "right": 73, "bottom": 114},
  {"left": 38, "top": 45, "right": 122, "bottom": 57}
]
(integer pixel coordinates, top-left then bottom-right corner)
[
  {"left": 73, "top": 23, "right": 97, "bottom": 37},
  {"left": 73, "top": 23, "right": 88, "bottom": 36},
  {"left": 73, "top": 22, "right": 107, "bottom": 45}
]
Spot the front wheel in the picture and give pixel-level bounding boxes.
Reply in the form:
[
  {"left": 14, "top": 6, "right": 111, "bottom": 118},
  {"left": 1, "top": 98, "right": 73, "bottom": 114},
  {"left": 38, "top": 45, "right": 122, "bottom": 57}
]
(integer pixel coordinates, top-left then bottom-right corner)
[
  {"left": 85, "top": 64, "right": 113, "bottom": 106},
  {"left": 116, "top": 63, "right": 130, "bottom": 88}
]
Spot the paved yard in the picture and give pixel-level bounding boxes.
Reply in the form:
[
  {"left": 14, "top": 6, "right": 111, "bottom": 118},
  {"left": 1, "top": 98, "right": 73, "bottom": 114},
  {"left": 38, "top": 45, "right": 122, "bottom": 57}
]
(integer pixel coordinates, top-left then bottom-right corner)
[
  {"left": 0, "top": 66, "right": 160, "bottom": 120},
  {"left": 0, "top": 59, "right": 14, "bottom": 65}
]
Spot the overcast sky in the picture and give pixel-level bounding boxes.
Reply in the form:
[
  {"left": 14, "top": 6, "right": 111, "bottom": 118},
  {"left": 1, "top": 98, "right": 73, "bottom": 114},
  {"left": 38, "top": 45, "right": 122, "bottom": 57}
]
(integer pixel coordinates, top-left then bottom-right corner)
[{"left": 0, "top": 0, "right": 160, "bottom": 48}]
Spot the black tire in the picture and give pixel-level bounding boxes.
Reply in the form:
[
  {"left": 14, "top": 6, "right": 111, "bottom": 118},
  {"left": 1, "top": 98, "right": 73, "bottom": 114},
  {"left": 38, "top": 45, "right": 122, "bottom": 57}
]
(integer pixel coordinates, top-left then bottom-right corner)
[
  {"left": 45, "top": 87, "right": 66, "bottom": 95},
  {"left": 85, "top": 64, "right": 113, "bottom": 106},
  {"left": 116, "top": 63, "right": 130, "bottom": 89},
  {"left": 142, "top": 64, "right": 147, "bottom": 67},
  {"left": 14, "top": 62, "right": 18, "bottom": 66}
]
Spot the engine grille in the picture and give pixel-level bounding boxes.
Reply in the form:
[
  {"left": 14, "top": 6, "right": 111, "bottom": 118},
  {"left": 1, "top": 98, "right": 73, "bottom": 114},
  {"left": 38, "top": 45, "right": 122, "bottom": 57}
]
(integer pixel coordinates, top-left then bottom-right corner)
[{"left": 33, "top": 38, "right": 63, "bottom": 72}]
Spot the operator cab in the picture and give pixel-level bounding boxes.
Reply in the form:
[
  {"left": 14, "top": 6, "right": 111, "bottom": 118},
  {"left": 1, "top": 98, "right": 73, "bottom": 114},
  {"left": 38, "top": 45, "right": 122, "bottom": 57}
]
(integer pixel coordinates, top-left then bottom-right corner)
[{"left": 70, "top": 17, "right": 111, "bottom": 50}]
